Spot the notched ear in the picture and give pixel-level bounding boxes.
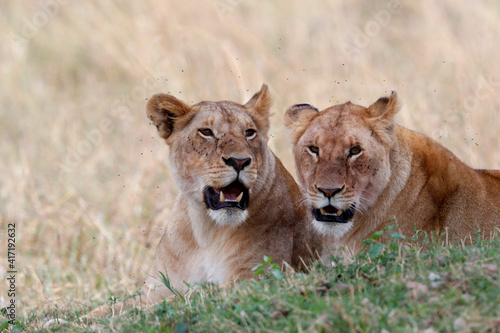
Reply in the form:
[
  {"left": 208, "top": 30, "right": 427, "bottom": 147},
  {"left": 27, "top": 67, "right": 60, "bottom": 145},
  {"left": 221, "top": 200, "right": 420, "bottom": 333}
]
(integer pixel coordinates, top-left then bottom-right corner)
[
  {"left": 244, "top": 84, "right": 272, "bottom": 137},
  {"left": 367, "top": 91, "right": 402, "bottom": 146},
  {"left": 284, "top": 103, "right": 319, "bottom": 145},
  {"left": 146, "top": 93, "right": 192, "bottom": 141}
]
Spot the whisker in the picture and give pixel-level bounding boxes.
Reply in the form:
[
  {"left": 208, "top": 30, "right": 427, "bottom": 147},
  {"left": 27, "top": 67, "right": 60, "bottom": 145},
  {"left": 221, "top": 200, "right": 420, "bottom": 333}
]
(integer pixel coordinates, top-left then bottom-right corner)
[
  {"left": 297, "top": 194, "right": 312, "bottom": 210},
  {"left": 251, "top": 177, "right": 267, "bottom": 189},
  {"left": 355, "top": 193, "right": 375, "bottom": 216}
]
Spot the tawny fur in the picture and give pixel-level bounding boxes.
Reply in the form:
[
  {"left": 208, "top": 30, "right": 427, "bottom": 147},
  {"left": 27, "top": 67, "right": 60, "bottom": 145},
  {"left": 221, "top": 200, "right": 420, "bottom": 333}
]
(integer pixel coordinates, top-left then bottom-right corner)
[
  {"left": 86, "top": 85, "right": 316, "bottom": 318},
  {"left": 285, "top": 91, "right": 500, "bottom": 260}
]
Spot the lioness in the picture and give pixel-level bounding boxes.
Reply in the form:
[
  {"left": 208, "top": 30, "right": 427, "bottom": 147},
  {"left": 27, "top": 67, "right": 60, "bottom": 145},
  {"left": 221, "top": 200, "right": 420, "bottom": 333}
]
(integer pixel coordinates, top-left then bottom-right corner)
[
  {"left": 87, "top": 85, "right": 316, "bottom": 317},
  {"left": 285, "top": 91, "right": 500, "bottom": 258}
]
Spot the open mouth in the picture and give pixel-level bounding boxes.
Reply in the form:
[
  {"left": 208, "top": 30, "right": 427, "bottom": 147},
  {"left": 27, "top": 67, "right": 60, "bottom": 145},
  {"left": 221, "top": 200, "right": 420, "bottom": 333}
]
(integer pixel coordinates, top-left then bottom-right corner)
[
  {"left": 204, "top": 181, "right": 249, "bottom": 211},
  {"left": 313, "top": 204, "right": 355, "bottom": 223}
]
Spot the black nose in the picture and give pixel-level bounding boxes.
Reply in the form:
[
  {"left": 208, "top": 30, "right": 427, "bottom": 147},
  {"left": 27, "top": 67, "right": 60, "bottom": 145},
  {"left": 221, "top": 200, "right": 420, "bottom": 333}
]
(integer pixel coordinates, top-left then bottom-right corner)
[
  {"left": 318, "top": 186, "right": 344, "bottom": 198},
  {"left": 223, "top": 157, "right": 251, "bottom": 172}
]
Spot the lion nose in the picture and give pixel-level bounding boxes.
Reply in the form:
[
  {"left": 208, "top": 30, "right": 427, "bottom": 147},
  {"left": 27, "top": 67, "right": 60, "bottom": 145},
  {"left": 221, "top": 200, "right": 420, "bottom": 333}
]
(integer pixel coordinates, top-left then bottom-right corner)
[
  {"left": 222, "top": 157, "right": 252, "bottom": 172},
  {"left": 318, "top": 186, "right": 344, "bottom": 198}
]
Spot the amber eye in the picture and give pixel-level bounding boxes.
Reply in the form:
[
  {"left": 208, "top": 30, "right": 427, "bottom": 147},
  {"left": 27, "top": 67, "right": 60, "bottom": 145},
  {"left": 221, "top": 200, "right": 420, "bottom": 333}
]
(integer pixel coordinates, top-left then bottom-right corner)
[
  {"left": 349, "top": 146, "right": 362, "bottom": 156},
  {"left": 245, "top": 129, "right": 256, "bottom": 138},
  {"left": 308, "top": 146, "right": 320, "bottom": 155},
  {"left": 199, "top": 128, "right": 214, "bottom": 137}
]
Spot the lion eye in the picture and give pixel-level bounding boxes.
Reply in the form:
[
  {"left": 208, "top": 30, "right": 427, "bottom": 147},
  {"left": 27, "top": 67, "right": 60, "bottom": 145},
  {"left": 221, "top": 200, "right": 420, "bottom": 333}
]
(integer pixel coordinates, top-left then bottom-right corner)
[
  {"left": 349, "top": 146, "right": 362, "bottom": 156},
  {"left": 308, "top": 146, "right": 320, "bottom": 155},
  {"left": 199, "top": 128, "right": 214, "bottom": 137},
  {"left": 245, "top": 129, "right": 256, "bottom": 138}
]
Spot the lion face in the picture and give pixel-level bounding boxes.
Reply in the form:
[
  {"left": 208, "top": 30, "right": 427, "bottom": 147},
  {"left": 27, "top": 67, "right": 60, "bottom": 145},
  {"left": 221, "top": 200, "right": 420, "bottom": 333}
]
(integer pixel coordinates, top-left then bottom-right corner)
[
  {"left": 147, "top": 85, "right": 272, "bottom": 226},
  {"left": 285, "top": 92, "right": 401, "bottom": 238}
]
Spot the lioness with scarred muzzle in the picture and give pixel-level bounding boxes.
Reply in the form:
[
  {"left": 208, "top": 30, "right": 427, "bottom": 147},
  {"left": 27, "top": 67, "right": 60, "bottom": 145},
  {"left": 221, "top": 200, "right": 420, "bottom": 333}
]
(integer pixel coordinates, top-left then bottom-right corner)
[
  {"left": 86, "top": 85, "right": 316, "bottom": 318},
  {"left": 285, "top": 91, "right": 500, "bottom": 259}
]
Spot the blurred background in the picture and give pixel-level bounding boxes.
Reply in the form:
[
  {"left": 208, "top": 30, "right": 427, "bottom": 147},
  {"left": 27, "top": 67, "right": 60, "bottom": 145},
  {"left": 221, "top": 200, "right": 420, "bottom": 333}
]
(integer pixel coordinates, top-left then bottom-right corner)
[{"left": 1, "top": 0, "right": 500, "bottom": 320}]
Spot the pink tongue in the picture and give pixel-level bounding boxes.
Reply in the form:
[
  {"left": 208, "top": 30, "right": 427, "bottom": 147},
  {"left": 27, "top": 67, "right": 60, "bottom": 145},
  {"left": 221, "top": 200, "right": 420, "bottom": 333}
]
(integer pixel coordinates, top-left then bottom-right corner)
[
  {"left": 214, "top": 184, "right": 243, "bottom": 200},
  {"left": 224, "top": 185, "right": 243, "bottom": 200}
]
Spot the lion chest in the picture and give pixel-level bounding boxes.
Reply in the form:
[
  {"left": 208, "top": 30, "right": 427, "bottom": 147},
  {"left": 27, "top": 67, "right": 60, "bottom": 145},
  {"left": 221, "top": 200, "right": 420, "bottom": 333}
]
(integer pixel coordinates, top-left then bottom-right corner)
[
  {"left": 200, "top": 251, "right": 230, "bottom": 283},
  {"left": 184, "top": 244, "right": 235, "bottom": 284}
]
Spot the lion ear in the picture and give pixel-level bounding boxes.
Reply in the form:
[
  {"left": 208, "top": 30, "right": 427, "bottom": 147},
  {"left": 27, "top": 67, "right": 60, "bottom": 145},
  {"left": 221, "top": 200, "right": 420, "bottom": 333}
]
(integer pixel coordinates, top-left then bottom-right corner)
[
  {"left": 284, "top": 103, "right": 319, "bottom": 145},
  {"left": 367, "top": 91, "right": 401, "bottom": 146},
  {"left": 146, "top": 93, "right": 193, "bottom": 141},
  {"left": 368, "top": 91, "right": 401, "bottom": 120},
  {"left": 244, "top": 84, "right": 272, "bottom": 137}
]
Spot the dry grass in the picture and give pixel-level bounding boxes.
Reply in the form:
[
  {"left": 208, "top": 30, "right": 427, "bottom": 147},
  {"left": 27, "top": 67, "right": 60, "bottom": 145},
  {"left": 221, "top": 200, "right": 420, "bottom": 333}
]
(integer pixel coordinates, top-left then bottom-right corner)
[{"left": 1, "top": 0, "right": 500, "bottom": 322}]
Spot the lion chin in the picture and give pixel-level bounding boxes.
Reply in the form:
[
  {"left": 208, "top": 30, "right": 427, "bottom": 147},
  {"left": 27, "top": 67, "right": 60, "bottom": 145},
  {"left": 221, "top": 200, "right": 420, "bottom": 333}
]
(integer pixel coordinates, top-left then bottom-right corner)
[
  {"left": 208, "top": 208, "right": 249, "bottom": 226},
  {"left": 312, "top": 219, "right": 353, "bottom": 239}
]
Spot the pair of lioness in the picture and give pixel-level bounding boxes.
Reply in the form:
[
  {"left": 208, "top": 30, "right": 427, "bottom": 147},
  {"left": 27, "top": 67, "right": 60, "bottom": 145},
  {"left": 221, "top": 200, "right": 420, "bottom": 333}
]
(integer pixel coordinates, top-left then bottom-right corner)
[{"left": 88, "top": 85, "right": 500, "bottom": 317}]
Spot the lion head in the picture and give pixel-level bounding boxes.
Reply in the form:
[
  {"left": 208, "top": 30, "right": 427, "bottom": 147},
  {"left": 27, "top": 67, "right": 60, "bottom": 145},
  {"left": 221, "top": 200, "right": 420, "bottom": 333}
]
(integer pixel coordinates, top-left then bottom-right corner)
[
  {"left": 146, "top": 85, "right": 272, "bottom": 226},
  {"left": 284, "top": 92, "right": 401, "bottom": 238}
]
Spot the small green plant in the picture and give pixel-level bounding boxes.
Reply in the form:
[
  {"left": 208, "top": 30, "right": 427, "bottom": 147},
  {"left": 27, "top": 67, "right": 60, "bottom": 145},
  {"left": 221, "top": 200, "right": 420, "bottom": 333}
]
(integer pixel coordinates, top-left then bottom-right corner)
[
  {"left": 107, "top": 295, "right": 118, "bottom": 306},
  {"left": 252, "top": 256, "right": 283, "bottom": 280},
  {"left": 158, "top": 271, "right": 186, "bottom": 302},
  {"left": 359, "top": 224, "right": 409, "bottom": 267},
  {"left": 0, "top": 318, "right": 22, "bottom": 332}
]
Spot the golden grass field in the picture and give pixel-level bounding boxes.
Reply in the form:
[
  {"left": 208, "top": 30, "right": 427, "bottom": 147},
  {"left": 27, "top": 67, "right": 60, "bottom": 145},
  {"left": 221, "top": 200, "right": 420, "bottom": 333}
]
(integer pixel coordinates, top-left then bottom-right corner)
[{"left": 1, "top": 0, "right": 500, "bottom": 324}]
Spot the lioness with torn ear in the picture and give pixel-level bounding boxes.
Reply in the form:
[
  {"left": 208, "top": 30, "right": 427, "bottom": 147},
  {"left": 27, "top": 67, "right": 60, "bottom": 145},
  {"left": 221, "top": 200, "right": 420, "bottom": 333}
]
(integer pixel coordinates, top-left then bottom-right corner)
[
  {"left": 285, "top": 91, "right": 500, "bottom": 259},
  {"left": 86, "top": 85, "right": 317, "bottom": 318}
]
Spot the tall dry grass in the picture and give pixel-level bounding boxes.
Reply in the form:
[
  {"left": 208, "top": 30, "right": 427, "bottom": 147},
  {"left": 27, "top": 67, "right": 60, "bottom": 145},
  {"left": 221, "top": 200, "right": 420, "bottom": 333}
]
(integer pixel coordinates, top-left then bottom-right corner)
[{"left": 1, "top": 0, "right": 500, "bottom": 321}]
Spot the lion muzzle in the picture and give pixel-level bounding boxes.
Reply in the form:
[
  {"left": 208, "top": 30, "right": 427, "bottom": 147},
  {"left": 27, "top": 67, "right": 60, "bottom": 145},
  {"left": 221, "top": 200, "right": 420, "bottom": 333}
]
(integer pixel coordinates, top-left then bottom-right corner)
[{"left": 204, "top": 180, "right": 249, "bottom": 211}]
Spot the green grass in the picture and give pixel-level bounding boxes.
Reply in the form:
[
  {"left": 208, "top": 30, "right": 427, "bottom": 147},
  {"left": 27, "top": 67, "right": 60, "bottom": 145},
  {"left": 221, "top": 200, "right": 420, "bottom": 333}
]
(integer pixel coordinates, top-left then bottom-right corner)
[{"left": 9, "top": 229, "right": 499, "bottom": 332}]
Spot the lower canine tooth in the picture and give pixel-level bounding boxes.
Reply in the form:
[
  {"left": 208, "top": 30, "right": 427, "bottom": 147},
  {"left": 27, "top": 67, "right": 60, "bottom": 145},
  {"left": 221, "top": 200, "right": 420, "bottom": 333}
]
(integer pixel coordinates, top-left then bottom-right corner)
[
  {"left": 220, "top": 191, "right": 226, "bottom": 202},
  {"left": 236, "top": 192, "right": 244, "bottom": 203},
  {"left": 337, "top": 209, "right": 342, "bottom": 215},
  {"left": 320, "top": 208, "right": 326, "bottom": 215}
]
